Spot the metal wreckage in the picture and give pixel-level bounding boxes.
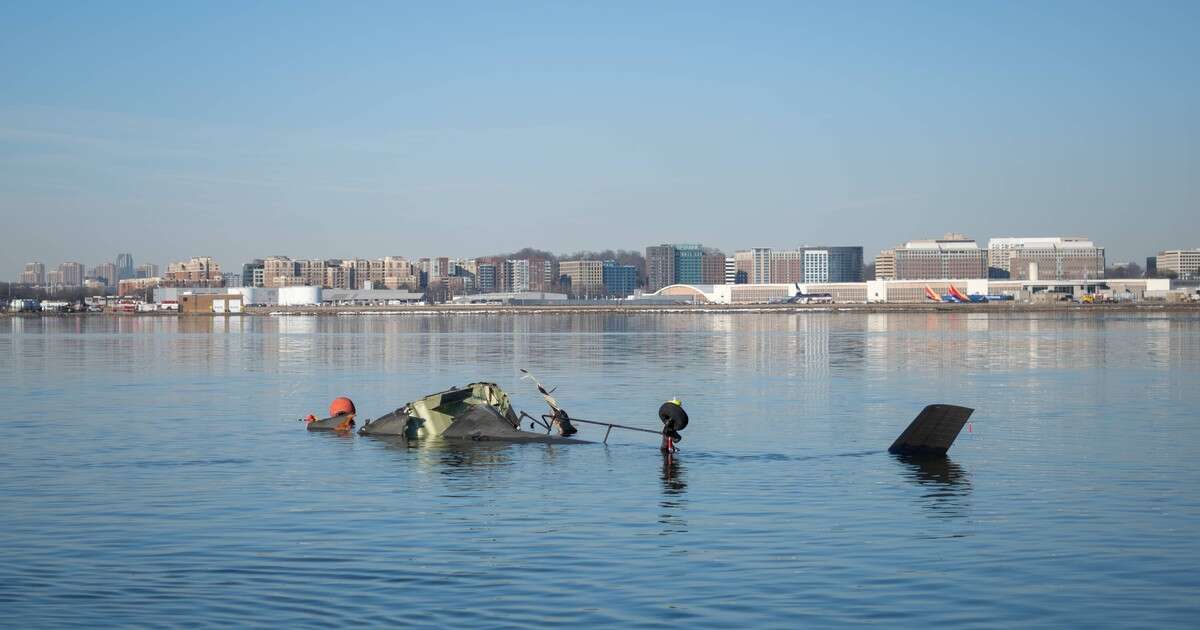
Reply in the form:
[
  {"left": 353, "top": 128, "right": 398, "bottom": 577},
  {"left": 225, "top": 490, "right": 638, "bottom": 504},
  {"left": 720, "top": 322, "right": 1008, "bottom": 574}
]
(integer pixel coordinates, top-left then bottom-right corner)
[{"left": 303, "top": 369, "right": 973, "bottom": 458}]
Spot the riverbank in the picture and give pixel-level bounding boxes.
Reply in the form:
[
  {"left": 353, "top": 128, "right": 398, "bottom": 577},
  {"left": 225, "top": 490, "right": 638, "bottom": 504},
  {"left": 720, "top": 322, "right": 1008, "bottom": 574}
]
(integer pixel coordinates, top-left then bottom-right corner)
[{"left": 5, "top": 302, "right": 1199, "bottom": 317}]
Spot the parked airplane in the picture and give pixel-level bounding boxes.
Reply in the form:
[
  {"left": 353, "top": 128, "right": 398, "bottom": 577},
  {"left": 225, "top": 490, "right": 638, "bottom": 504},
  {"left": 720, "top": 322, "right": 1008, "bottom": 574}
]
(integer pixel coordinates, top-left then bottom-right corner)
[{"left": 924, "top": 285, "right": 987, "bottom": 303}]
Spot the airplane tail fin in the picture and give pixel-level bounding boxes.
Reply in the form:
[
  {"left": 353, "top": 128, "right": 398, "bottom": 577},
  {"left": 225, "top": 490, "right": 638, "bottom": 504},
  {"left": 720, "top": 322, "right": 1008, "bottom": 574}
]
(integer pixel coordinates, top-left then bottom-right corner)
[{"left": 924, "top": 286, "right": 940, "bottom": 301}]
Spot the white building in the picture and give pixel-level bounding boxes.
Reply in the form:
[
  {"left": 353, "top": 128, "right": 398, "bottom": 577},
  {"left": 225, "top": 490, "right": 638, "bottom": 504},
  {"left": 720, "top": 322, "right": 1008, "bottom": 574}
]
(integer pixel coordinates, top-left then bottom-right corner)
[{"left": 1156, "top": 249, "right": 1200, "bottom": 279}]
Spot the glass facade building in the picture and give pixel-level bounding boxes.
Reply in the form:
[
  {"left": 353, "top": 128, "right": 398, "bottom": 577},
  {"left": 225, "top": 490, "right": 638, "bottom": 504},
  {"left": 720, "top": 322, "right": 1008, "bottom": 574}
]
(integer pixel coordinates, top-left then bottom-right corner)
[
  {"left": 673, "top": 244, "right": 703, "bottom": 285},
  {"left": 602, "top": 262, "right": 638, "bottom": 297}
]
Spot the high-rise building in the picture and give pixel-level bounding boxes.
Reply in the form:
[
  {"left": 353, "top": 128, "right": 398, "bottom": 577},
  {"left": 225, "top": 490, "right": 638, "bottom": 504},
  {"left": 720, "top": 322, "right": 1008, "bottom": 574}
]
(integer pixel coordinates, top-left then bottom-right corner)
[
  {"left": 505, "top": 259, "right": 530, "bottom": 293},
  {"left": 477, "top": 263, "right": 497, "bottom": 292},
  {"left": 242, "top": 260, "right": 264, "bottom": 287},
  {"left": 58, "top": 262, "right": 85, "bottom": 286},
  {"left": 807, "top": 246, "right": 863, "bottom": 283},
  {"left": 724, "top": 257, "right": 736, "bottom": 284},
  {"left": 701, "top": 251, "right": 726, "bottom": 284},
  {"left": 90, "top": 262, "right": 118, "bottom": 287},
  {"left": 222, "top": 272, "right": 244, "bottom": 288},
  {"left": 263, "top": 256, "right": 300, "bottom": 287},
  {"left": 891, "top": 234, "right": 987, "bottom": 280},
  {"left": 673, "top": 244, "right": 703, "bottom": 284},
  {"left": 602, "top": 261, "right": 638, "bottom": 297},
  {"left": 987, "top": 237, "right": 1105, "bottom": 279},
  {"left": 163, "top": 256, "right": 223, "bottom": 287},
  {"left": 558, "top": 260, "right": 604, "bottom": 294},
  {"left": 734, "top": 250, "right": 755, "bottom": 283},
  {"left": 767, "top": 249, "right": 802, "bottom": 283},
  {"left": 135, "top": 263, "right": 159, "bottom": 279},
  {"left": 1145, "top": 257, "right": 1157, "bottom": 277},
  {"left": 645, "top": 245, "right": 676, "bottom": 292},
  {"left": 19, "top": 262, "right": 45, "bottom": 285},
  {"left": 874, "top": 250, "right": 896, "bottom": 280},
  {"left": 115, "top": 253, "right": 134, "bottom": 281},
  {"left": 1155, "top": 249, "right": 1200, "bottom": 279},
  {"left": 733, "top": 246, "right": 863, "bottom": 284}
]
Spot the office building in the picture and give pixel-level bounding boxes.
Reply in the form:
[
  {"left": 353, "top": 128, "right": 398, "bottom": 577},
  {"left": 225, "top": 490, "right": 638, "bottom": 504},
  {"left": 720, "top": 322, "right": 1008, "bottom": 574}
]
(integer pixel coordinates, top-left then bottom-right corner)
[
  {"left": 477, "top": 263, "right": 497, "bottom": 292},
  {"left": 874, "top": 249, "right": 896, "bottom": 280},
  {"left": 602, "top": 261, "right": 638, "bottom": 297},
  {"left": 701, "top": 251, "right": 726, "bottom": 285},
  {"left": 115, "top": 253, "right": 134, "bottom": 281},
  {"left": 988, "top": 237, "right": 1105, "bottom": 280},
  {"left": 135, "top": 263, "right": 159, "bottom": 279},
  {"left": 736, "top": 246, "right": 864, "bottom": 284},
  {"left": 1155, "top": 249, "right": 1200, "bottom": 279},
  {"left": 673, "top": 244, "right": 703, "bottom": 284},
  {"left": 891, "top": 234, "right": 987, "bottom": 280},
  {"left": 724, "top": 256, "right": 736, "bottom": 284},
  {"left": 645, "top": 245, "right": 676, "bottom": 292},
  {"left": 558, "top": 260, "right": 604, "bottom": 294}
]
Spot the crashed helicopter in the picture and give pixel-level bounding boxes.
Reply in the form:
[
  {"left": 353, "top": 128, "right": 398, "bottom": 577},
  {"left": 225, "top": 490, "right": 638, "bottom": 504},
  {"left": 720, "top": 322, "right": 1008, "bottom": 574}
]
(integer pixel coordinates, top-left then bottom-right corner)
[{"left": 304, "top": 369, "right": 972, "bottom": 457}]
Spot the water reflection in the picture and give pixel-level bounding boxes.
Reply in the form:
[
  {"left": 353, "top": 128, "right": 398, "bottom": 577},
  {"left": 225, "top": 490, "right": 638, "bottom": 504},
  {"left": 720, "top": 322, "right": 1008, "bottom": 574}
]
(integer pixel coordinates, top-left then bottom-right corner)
[
  {"left": 893, "top": 454, "right": 972, "bottom": 521},
  {"left": 659, "top": 454, "right": 688, "bottom": 535}
]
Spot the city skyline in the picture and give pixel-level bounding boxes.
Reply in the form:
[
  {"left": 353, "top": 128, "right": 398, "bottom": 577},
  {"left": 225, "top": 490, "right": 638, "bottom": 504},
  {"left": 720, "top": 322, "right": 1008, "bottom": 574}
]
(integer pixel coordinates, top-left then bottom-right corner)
[{"left": 3, "top": 3, "right": 1198, "bottom": 272}]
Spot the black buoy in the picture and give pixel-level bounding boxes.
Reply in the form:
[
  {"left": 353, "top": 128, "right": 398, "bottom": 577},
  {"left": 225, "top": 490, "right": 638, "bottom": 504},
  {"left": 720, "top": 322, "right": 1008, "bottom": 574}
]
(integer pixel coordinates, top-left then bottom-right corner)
[{"left": 659, "top": 400, "right": 688, "bottom": 453}]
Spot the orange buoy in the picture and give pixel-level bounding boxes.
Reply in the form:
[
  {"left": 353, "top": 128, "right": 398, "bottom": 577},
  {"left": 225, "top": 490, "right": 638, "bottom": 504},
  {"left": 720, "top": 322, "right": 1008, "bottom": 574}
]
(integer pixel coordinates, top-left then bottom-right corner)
[{"left": 329, "top": 397, "right": 356, "bottom": 417}]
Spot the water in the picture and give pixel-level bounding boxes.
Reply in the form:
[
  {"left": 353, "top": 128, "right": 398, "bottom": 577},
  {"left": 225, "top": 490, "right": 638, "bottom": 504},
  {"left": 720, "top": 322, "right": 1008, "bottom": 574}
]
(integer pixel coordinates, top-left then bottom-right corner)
[{"left": 2, "top": 312, "right": 1198, "bottom": 627}]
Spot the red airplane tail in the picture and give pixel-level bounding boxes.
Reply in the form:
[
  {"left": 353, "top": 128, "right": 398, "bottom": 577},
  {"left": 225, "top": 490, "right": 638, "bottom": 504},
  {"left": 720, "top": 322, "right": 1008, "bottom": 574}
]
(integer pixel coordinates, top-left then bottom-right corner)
[
  {"left": 924, "top": 286, "right": 940, "bottom": 301},
  {"left": 947, "top": 285, "right": 970, "bottom": 302}
]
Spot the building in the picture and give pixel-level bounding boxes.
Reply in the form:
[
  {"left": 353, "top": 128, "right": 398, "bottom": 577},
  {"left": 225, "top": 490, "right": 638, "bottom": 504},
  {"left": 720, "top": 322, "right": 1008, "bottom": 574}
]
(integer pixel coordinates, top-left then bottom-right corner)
[
  {"left": 602, "top": 261, "right": 638, "bottom": 297},
  {"left": 650, "top": 278, "right": 1171, "bottom": 305},
  {"left": 90, "top": 262, "right": 118, "bottom": 287},
  {"left": 558, "top": 260, "right": 605, "bottom": 295},
  {"left": 811, "top": 247, "right": 863, "bottom": 283},
  {"left": 19, "top": 262, "right": 45, "bottom": 285},
  {"left": 118, "top": 277, "right": 162, "bottom": 296},
  {"left": 988, "top": 237, "right": 1105, "bottom": 280},
  {"left": 222, "top": 272, "right": 244, "bottom": 288},
  {"left": 645, "top": 245, "right": 676, "bottom": 292},
  {"left": 701, "top": 251, "right": 726, "bottom": 284},
  {"left": 505, "top": 259, "right": 530, "bottom": 293},
  {"left": 135, "top": 263, "right": 159, "bottom": 279},
  {"left": 1146, "top": 256, "right": 1157, "bottom": 277},
  {"left": 1155, "top": 249, "right": 1200, "bottom": 279},
  {"left": 179, "top": 292, "right": 243, "bottom": 314},
  {"left": 477, "top": 263, "right": 497, "bottom": 292},
  {"left": 56, "top": 262, "right": 85, "bottom": 286},
  {"left": 527, "top": 258, "right": 557, "bottom": 292},
  {"left": 241, "top": 260, "right": 264, "bottom": 287},
  {"left": 874, "top": 250, "right": 896, "bottom": 280},
  {"left": 735, "top": 246, "right": 864, "bottom": 284},
  {"left": 163, "top": 256, "right": 223, "bottom": 287},
  {"left": 115, "top": 253, "right": 134, "bottom": 281},
  {"left": 724, "top": 256, "right": 736, "bottom": 284},
  {"left": 451, "top": 291, "right": 568, "bottom": 305},
  {"left": 891, "top": 234, "right": 987, "bottom": 280},
  {"left": 673, "top": 244, "right": 703, "bottom": 284}
]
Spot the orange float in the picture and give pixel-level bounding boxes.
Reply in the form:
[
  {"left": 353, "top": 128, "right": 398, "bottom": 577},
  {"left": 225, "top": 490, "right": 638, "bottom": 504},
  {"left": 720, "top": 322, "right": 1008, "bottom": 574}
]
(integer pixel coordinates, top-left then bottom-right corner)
[{"left": 329, "top": 397, "right": 356, "bottom": 417}]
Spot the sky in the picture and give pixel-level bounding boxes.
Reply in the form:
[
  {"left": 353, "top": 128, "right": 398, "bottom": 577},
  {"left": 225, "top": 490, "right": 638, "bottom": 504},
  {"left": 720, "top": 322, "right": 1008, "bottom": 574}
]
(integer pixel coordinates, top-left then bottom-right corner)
[{"left": 2, "top": 1, "right": 1197, "bottom": 275}]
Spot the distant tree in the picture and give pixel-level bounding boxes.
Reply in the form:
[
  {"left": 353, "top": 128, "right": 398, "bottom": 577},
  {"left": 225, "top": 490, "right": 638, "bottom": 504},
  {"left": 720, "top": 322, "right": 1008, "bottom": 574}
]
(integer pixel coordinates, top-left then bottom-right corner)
[{"left": 1105, "top": 262, "right": 1143, "bottom": 279}]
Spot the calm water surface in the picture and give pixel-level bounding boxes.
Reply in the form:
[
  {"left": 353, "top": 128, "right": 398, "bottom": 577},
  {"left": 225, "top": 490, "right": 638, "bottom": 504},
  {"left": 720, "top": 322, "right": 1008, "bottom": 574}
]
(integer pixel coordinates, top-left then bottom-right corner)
[{"left": 2, "top": 312, "right": 1198, "bottom": 627}]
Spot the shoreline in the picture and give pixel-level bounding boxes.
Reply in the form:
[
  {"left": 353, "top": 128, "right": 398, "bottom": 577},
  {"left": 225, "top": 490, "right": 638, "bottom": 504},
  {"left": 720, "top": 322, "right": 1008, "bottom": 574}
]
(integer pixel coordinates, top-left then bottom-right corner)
[{"left": 6, "top": 302, "right": 1199, "bottom": 317}]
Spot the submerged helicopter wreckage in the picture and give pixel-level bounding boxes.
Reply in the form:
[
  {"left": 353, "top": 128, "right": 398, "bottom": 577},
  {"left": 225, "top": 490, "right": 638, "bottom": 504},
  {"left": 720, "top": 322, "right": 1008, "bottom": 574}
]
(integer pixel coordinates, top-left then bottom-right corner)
[{"left": 304, "top": 369, "right": 972, "bottom": 457}]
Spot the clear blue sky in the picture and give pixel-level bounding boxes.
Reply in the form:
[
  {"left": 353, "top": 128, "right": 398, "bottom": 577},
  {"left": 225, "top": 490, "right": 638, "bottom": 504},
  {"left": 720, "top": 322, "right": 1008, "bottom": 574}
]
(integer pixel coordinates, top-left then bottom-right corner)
[{"left": 2, "top": 1, "right": 1197, "bottom": 274}]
